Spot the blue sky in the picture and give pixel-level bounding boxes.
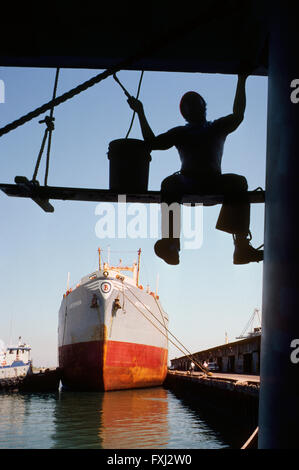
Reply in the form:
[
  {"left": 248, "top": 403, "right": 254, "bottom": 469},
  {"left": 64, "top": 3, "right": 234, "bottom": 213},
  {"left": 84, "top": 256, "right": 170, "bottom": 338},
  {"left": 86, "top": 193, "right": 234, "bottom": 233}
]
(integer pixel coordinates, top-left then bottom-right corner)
[{"left": 0, "top": 67, "right": 267, "bottom": 366}]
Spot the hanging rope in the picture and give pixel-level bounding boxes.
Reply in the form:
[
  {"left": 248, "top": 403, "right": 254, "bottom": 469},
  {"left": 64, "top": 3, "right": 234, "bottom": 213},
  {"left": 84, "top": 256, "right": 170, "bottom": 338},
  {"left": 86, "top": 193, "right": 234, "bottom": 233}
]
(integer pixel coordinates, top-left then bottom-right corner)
[
  {"left": 118, "top": 283, "right": 210, "bottom": 375},
  {"left": 125, "top": 70, "right": 144, "bottom": 138},
  {"left": 32, "top": 68, "right": 60, "bottom": 184},
  {"left": 112, "top": 70, "right": 144, "bottom": 137},
  {"left": 44, "top": 68, "right": 60, "bottom": 185},
  {"left": 32, "top": 116, "right": 54, "bottom": 182},
  {"left": 0, "top": 2, "right": 231, "bottom": 139}
]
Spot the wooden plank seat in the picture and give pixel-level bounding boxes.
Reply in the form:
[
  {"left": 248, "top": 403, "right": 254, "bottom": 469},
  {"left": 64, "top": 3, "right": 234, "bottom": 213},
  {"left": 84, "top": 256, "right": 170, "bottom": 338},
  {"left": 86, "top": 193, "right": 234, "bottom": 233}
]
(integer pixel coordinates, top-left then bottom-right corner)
[{"left": 0, "top": 178, "right": 265, "bottom": 213}]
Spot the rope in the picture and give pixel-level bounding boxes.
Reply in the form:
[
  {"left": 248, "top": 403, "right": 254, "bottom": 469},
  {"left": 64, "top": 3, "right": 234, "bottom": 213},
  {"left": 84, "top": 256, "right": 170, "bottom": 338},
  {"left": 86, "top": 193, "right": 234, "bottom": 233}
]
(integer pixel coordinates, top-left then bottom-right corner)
[
  {"left": 125, "top": 70, "right": 144, "bottom": 139},
  {"left": 119, "top": 287, "right": 190, "bottom": 364},
  {"left": 120, "top": 283, "right": 209, "bottom": 375},
  {"left": 32, "top": 122, "right": 52, "bottom": 181},
  {"left": 44, "top": 68, "right": 60, "bottom": 185},
  {"left": 32, "top": 69, "right": 60, "bottom": 183},
  {"left": 0, "top": 2, "right": 230, "bottom": 139},
  {"left": 112, "top": 71, "right": 144, "bottom": 137},
  {"left": 241, "top": 427, "right": 259, "bottom": 449},
  {"left": 153, "top": 295, "right": 208, "bottom": 374},
  {"left": 112, "top": 73, "right": 131, "bottom": 98},
  {"left": 0, "top": 68, "right": 113, "bottom": 138}
]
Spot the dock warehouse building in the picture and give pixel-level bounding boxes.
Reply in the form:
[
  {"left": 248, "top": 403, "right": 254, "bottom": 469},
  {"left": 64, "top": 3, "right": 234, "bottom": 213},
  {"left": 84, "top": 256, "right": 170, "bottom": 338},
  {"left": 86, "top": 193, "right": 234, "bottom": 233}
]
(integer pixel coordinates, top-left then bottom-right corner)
[{"left": 170, "top": 332, "right": 261, "bottom": 375}]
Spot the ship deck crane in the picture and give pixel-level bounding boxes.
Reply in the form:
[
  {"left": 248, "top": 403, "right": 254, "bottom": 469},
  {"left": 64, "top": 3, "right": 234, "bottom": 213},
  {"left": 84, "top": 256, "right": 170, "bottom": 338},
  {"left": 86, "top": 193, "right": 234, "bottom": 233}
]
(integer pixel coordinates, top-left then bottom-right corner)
[{"left": 236, "top": 308, "right": 262, "bottom": 340}]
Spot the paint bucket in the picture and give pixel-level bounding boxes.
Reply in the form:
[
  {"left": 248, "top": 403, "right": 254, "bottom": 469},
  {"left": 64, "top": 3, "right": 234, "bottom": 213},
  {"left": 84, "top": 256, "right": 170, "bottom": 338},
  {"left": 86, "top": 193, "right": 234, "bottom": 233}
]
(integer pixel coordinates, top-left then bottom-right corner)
[{"left": 108, "top": 139, "right": 151, "bottom": 192}]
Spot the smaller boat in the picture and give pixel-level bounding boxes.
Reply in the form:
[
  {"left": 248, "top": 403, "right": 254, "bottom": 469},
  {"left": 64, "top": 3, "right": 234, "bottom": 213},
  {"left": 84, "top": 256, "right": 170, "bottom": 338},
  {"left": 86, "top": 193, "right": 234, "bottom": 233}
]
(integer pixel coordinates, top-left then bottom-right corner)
[{"left": 0, "top": 337, "right": 32, "bottom": 380}]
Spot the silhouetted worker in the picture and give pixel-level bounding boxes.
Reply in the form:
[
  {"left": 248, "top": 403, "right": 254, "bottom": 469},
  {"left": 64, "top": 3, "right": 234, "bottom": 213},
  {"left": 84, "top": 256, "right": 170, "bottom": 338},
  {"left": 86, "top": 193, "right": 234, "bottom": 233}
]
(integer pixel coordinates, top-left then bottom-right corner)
[{"left": 128, "top": 74, "right": 263, "bottom": 265}]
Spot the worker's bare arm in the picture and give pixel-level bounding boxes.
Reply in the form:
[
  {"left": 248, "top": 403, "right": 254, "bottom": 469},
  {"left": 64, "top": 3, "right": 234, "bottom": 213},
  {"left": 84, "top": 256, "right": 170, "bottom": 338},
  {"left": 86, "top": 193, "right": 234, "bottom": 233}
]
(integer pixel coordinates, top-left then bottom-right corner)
[
  {"left": 127, "top": 97, "right": 175, "bottom": 150},
  {"left": 127, "top": 97, "right": 155, "bottom": 143},
  {"left": 233, "top": 74, "right": 248, "bottom": 120},
  {"left": 213, "top": 74, "right": 249, "bottom": 134}
]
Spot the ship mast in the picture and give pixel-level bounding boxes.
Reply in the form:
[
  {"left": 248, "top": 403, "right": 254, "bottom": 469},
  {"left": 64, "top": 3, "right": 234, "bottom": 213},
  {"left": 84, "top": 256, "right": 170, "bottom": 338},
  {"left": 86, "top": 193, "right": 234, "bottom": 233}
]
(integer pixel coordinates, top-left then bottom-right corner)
[
  {"left": 136, "top": 248, "right": 141, "bottom": 287},
  {"left": 98, "top": 247, "right": 102, "bottom": 270},
  {"left": 97, "top": 247, "right": 141, "bottom": 287}
]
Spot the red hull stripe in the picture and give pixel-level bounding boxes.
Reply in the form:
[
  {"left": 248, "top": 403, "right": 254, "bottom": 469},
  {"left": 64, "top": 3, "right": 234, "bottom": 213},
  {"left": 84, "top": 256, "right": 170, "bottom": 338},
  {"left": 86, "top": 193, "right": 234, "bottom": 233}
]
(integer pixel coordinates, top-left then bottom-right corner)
[{"left": 59, "top": 340, "right": 168, "bottom": 391}]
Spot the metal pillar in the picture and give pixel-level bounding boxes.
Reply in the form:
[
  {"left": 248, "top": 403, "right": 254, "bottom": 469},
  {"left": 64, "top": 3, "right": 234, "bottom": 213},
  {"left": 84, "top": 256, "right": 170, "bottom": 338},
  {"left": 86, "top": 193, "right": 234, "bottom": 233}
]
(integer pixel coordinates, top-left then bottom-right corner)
[{"left": 258, "top": 1, "right": 299, "bottom": 448}]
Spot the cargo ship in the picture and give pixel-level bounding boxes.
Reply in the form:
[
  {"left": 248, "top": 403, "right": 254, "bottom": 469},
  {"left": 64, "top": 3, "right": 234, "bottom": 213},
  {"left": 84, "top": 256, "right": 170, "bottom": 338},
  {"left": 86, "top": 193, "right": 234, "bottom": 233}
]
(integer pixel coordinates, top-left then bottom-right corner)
[{"left": 58, "top": 249, "right": 169, "bottom": 391}]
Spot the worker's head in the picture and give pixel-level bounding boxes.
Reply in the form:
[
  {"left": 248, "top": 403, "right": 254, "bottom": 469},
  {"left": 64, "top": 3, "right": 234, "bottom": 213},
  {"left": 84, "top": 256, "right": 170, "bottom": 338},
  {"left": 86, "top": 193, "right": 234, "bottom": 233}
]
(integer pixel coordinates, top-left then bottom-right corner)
[{"left": 180, "top": 91, "right": 206, "bottom": 123}]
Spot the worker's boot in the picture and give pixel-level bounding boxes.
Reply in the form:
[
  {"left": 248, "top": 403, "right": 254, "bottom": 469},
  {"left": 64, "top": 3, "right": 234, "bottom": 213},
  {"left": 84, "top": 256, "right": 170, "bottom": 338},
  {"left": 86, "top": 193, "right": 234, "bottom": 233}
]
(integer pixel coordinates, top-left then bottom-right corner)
[
  {"left": 154, "top": 238, "right": 180, "bottom": 265},
  {"left": 233, "top": 234, "right": 263, "bottom": 265}
]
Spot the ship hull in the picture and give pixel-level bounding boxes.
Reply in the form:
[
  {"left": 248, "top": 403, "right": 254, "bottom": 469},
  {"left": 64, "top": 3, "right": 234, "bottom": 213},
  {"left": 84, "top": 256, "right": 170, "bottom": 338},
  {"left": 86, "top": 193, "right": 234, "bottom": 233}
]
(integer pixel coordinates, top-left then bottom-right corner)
[
  {"left": 0, "top": 362, "right": 31, "bottom": 380},
  {"left": 58, "top": 271, "right": 168, "bottom": 391},
  {"left": 59, "top": 340, "right": 167, "bottom": 391}
]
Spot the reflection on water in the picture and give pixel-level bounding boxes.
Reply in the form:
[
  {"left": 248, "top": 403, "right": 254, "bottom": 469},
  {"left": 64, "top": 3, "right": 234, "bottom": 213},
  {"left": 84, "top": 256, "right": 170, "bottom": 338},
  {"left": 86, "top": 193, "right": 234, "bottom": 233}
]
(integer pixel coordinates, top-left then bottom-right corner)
[
  {"left": 51, "top": 387, "right": 227, "bottom": 449},
  {"left": 100, "top": 388, "right": 169, "bottom": 449},
  {"left": 0, "top": 393, "right": 57, "bottom": 449},
  {"left": 51, "top": 388, "right": 170, "bottom": 449},
  {"left": 0, "top": 388, "right": 228, "bottom": 449},
  {"left": 51, "top": 390, "right": 105, "bottom": 449}
]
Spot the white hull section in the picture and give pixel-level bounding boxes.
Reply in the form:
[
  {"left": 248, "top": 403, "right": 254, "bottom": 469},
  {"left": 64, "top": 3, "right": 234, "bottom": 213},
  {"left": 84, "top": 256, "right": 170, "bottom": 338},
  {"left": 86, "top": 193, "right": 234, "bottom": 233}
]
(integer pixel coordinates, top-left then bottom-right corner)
[
  {"left": 0, "top": 364, "right": 31, "bottom": 380},
  {"left": 0, "top": 343, "right": 32, "bottom": 380},
  {"left": 58, "top": 270, "right": 169, "bottom": 351}
]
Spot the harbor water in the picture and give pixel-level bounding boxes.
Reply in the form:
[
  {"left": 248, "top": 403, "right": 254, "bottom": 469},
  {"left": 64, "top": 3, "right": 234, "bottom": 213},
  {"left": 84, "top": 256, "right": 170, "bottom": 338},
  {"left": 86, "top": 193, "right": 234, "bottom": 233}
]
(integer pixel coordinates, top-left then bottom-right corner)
[{"left": 0, "top": 386, "right": 237, "bottom": 449}]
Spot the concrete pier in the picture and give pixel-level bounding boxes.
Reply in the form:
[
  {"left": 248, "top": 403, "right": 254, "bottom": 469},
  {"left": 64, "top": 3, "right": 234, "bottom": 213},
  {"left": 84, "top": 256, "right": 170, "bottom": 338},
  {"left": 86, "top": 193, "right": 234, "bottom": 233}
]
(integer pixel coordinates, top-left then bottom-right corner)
[{"left": 165, "top": 370, "right": 259, "bottom": 447}]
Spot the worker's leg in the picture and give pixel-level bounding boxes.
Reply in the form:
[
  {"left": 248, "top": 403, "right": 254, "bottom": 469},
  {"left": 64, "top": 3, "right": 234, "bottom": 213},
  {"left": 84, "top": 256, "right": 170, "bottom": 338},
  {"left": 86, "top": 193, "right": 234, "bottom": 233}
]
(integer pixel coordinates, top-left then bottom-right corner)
[
  {"left": 215, "top": 173, "right": 250, "bottom": 235},
  {"left": 160, "top": 173, "right": 185, "bottom": 238},
  {"left": 154, "top": 172, "right": 187, "bottom": 264},
  {"left": 214, "top": 174, "right": 263, "bottom": 264}
]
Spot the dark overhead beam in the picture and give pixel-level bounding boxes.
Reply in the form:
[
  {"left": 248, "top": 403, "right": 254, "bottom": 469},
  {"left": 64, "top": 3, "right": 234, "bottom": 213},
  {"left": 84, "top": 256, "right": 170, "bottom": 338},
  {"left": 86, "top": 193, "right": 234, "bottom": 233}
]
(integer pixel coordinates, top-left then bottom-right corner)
[{"left": 0, "top": 1, "right": 268, "bottom": 75}]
